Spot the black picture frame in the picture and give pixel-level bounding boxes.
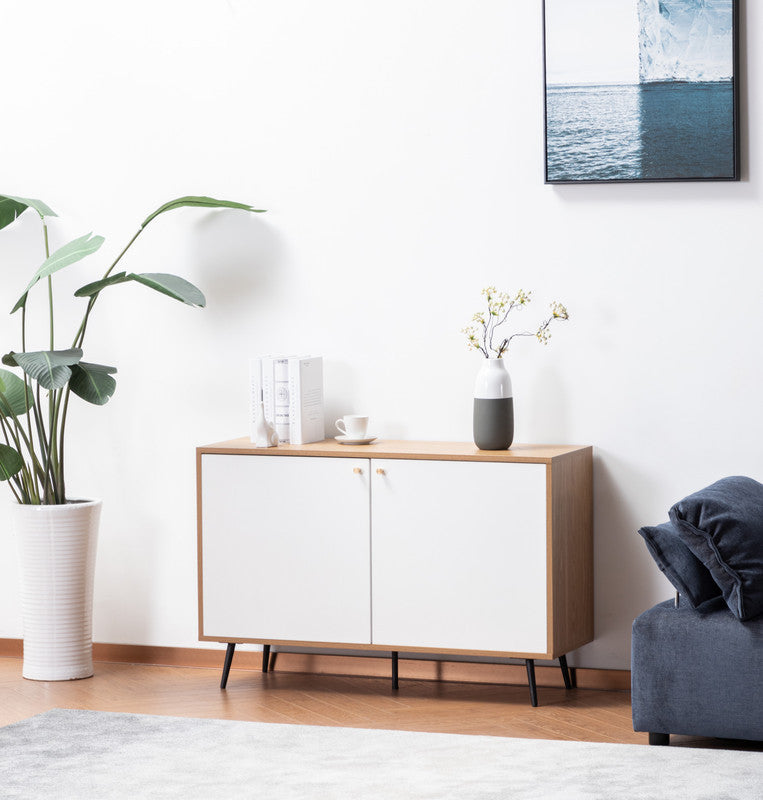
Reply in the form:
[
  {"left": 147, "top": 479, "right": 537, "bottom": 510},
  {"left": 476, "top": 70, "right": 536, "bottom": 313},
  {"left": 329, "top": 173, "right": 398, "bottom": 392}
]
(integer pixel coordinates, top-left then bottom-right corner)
[{"left": 543, "top": 0, "right": 740, "bottom": 184}]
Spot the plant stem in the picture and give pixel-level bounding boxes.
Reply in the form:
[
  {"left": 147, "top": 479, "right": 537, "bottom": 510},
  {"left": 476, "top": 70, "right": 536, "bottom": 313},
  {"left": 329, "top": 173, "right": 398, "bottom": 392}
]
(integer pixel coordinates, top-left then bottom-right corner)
[
  {"left": 0, "top": 405, "right": 26, "bottom": 455},
  {"left": 54, "top": 224, "right": 147, "bottom": 500},
  {"left": 105, "top": 227, "right": 142, "bottom": 278},
  {"left": 20, "top": 463, "right": 38, "bottom": 504},
  {"left": 19, "top": 311, "right": 45, "bottom": 501},
  {"left": 0, "top": 418, "right": 22, "bottom": 500},
  {"left": 32, "top": 383, "right": 53, "bottom": 501},
  {"left": 488, "top": 303, "right": 516, "bottom": 357},
  {"left": 44, "top": 221, "right": 52, "bottom": 350},
  {"left": 0, "top": 432, "right": 23, "bottom": 503},
  {"left": 6, "top": 477, "right": 22, "bottom": 503},
  {"left": 51, "top": 387, "right": 65, "bottom": 498},
  {"left": 57, "top": 386, "right": 71, "bottom": 501},
  {"left": 72, "top": 297, "right": 96, "bottom": 350},
  {"left": 0, "top": 398, "right": 48, "bottom": 488},
  {"left": 46, "top": 391, "right": 62, "bottom": 503},
  {"left": 70, "top": 227, "right": 143, "bottom": 349},
  {"left": 0, "top": 414, "right": 32, "bottom": 503},
  {"left": 505, "top": 330, "right": 535, "bottom": 348},
  {"left": 42, "top": 221, "right": 60, "bottom": 501}
]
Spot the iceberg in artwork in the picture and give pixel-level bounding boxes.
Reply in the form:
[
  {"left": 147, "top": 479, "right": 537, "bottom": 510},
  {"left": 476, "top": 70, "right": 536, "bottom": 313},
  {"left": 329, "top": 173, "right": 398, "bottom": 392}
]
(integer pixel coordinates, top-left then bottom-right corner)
[{"left": 638, "top": 0, "right": 733, "bottom": 83}]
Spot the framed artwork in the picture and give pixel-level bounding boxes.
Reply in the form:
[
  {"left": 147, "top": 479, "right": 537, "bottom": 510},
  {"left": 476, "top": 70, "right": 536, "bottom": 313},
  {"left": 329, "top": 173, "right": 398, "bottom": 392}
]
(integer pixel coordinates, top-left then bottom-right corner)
[{"left": 543, "top": 0, "right": 739, "bottom": 183}]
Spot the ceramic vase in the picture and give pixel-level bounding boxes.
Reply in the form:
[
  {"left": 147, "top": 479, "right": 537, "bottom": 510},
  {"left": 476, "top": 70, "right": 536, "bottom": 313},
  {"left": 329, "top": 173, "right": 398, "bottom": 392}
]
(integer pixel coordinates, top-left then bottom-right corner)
[
  {"left": 12, "top": 499, "right": 101, "bottom": 681},
  {"left": 473, "top": 358, "right": 514, "bottom": 450}
]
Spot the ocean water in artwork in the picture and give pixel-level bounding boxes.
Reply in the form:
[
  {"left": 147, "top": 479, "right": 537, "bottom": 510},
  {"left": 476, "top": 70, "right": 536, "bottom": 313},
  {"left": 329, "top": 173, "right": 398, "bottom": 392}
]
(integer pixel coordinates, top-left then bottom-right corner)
[
  {"left": 546, "top": 81, "right": 735, "bottom": 181},
  {"left": 546, "top": 84, "right": 642, "bottom": 182}
]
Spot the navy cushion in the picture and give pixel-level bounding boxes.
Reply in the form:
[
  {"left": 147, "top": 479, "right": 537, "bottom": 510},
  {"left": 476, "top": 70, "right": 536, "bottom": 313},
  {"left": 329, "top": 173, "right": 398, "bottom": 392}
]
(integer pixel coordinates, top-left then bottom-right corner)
[
  {"left": 638, "top": 522, "right": 721, "bottom": 608},
  {"left": 669, "top": 476, "right": 763, "bottom": 621}
]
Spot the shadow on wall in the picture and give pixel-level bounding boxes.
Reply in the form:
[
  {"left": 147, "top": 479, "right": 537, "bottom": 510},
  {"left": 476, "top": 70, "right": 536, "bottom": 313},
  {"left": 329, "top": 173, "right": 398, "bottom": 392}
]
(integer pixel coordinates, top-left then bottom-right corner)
[
  {"left": 321, "top": 361, "right": 412, "bottom": 440},
  {"left": 189, "top": 212, "right": 283, "bottom": 312},
  {"left": 323, "top": 360, "right": 362, "bottom": 440},
  {"left": 93, "top": 508, "right": 161, "bottom": 645},
  {"left": 524, "top": 364, "right": 570, "bottom": 441},
  {"left": 592, "top": 451, "right": 671, "bottom": 642}
]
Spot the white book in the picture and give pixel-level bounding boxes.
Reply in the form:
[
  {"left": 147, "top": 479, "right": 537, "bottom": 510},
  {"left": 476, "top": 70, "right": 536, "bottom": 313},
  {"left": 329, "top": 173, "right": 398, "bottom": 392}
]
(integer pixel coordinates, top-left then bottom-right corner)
[
  {"left": 248, "top": 358, "right": 264, "bottom": 443},
  {"left": 273, "top": 357, "right": 291, "bottom": 444},
  {"left": 288, "top": 356, "right": 324, "bottom": 445},
  {"left": 260, "top": 356, "right": 276, "bottom": 432}
]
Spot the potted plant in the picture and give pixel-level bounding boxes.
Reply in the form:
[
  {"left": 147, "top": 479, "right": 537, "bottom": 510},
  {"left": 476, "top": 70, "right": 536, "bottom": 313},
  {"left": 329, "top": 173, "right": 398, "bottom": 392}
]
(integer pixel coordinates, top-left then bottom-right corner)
[
  {"left": 462, "top": 287, "right": 569, "bottom": 450},
  {"left": 0, "top": 193, "right": 263, "bottom": 680}
]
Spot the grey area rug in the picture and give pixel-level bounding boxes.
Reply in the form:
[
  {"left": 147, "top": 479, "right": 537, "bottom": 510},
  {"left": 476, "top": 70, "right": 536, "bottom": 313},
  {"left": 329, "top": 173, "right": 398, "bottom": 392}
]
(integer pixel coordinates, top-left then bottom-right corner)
[{"left": 0, "top": 710, "right": 761, "bottom": 799}]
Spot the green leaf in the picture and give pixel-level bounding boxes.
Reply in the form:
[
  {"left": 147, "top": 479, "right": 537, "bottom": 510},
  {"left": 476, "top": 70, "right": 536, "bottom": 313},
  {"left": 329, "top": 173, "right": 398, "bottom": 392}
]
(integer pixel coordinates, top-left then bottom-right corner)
[
  {"left": 74, "top": 270, "right": 205, "bottom": 306},
  {"left": 140, "top": 196, "right": 265, "bottom": 229},
  {"left": 129, "top": 273, "right": 206, "bottom": 307},
  {"left": 0, "top": 197, "right": 30, "bottom": 230},
  {"left": 1, "top": 194, "right": 57, "bottom": 219},
  {"left": 2, "top": 353, "right": 18, "bottom": 367},
  {"left": 0, "top": 369, "right": 34, "bottom": 418},
  {"left": 12, "top": 348, "right": 83, "bottom": 390},
  {"left": 74, "top": 272, "right": 130, "bottom": 298},
  {"left": 69, "top": 361, "right": 117, "bottom": 406},
  {"left": 0, "top": 443, "right": 24, "bottom": 481},
  {"left": 0, "top": 194, "right": 57, "bottom": 230},
  {"left": 12, "top": 232, "right": 105, "bottom": 313}
]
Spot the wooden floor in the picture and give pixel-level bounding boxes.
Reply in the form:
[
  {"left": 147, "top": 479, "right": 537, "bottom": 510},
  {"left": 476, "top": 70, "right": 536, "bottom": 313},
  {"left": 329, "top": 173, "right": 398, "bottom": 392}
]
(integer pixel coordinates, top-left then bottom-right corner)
[{"left": 1, "top": 657, "right": 759, "bottom": 751}]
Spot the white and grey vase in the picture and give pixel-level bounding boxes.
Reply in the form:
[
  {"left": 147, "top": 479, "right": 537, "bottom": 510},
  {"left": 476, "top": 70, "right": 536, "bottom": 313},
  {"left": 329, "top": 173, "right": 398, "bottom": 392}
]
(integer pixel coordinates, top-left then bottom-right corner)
[{"left": 473, "top": 358, "right": 514, "bottom": 450}]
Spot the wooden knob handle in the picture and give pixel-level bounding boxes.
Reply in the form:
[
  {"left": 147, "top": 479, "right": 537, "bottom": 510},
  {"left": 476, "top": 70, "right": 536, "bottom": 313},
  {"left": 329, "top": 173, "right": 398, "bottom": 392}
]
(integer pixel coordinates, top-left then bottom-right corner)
[
  {"left": 376, "top": 468, "right": 386, "bottom": 475},
  {"left": 353, "top": 467, "right": 363, "bottom": 475}
]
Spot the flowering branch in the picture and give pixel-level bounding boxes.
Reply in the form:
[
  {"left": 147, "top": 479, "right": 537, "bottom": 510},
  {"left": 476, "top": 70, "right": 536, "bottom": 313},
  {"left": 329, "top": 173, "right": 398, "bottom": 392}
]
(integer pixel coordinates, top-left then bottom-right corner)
[{"left": 462, "top": 288, "right": 569, "bottom": 359}]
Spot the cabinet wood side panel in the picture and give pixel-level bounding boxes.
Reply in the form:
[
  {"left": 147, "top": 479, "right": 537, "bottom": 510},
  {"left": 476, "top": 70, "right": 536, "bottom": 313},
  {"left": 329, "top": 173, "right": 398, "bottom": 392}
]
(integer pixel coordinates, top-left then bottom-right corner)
[
  {"left": 545, "top": 463, "right": 554, "bottom": 656},
  {"left": 196, "top": 449, "right": 205, "bottom": 641},
  {"left": 550, "top": 448, "right": 594, "bottom": 656}
]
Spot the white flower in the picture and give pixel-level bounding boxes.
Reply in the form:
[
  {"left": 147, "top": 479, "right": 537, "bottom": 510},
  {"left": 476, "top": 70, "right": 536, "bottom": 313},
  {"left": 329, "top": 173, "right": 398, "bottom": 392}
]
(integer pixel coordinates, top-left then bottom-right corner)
[
  {"left": 464, "top": 286, "right": 569, "bottom": 357},
  {"left": 514, "top": 289, "right": 532, "bottom": 306},
  {"left": 536, "top": 327, "right": 552, "bottom": 345},
  {"left": 551, "top": 301, "right": 569, "bottom": 320}
]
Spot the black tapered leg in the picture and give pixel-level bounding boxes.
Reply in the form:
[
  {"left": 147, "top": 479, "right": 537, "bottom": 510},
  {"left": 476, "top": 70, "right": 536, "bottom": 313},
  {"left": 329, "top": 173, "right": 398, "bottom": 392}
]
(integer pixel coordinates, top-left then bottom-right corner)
[
  {"left": 649, "top": 732, "right": 670, "bottom": 746},
  {"left": 262, "top": 644, "right": 271, "bottom": 673},
  {"left": 525, "top": 659, "right": 538, "bottom": 707},
  {"left": 558, "top": 654, "right": 574, "bottom": 690},
  {"left": 220, "top": 643, "right": 236, "bottom": 689},
  {"left": 392, "top": 651, "right": 399, "bottom": 690}
]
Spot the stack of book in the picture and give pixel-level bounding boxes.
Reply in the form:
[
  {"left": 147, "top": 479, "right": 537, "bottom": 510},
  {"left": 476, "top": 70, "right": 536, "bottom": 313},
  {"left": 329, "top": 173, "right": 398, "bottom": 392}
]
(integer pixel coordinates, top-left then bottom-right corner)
[{"left": 249, "top": 355, "right": 324, "bottom": 445}]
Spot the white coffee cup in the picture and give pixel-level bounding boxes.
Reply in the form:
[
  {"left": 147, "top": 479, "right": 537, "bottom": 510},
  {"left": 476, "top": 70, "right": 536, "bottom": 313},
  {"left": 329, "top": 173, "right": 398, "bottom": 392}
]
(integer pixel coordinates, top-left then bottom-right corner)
[{"left": 335, "top": 415, "right": 369, "bottom": 438}]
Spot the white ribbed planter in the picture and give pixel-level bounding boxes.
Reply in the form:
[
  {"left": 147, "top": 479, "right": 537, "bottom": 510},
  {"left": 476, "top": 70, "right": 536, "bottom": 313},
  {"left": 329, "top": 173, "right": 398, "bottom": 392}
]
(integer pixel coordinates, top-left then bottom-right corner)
[{"left": 11, "top": 499, "right": 101, "bottom": 681}]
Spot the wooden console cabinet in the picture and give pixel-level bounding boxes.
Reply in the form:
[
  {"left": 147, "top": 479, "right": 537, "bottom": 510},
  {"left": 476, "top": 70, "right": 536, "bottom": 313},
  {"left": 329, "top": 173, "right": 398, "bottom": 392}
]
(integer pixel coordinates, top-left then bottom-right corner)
[{"left": 196, "top": 439, "right": 593, "bottom": 705}]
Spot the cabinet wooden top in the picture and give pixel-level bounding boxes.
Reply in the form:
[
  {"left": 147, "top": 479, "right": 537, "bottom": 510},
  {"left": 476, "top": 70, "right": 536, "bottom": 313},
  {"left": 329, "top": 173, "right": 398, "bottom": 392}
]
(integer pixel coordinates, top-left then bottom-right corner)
[{"left": 197, "top": 438, "right": 591, "bottom": 464}]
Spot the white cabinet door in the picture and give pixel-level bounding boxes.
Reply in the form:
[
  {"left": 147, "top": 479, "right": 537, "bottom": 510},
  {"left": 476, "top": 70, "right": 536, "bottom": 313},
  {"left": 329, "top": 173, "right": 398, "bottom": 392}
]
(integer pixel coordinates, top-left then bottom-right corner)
[
  {"left": 371, "top": 459, "right": 548, "bottom": 654},
  {"left": 201, "top": 455, "right": 371, "bottom": 643}
]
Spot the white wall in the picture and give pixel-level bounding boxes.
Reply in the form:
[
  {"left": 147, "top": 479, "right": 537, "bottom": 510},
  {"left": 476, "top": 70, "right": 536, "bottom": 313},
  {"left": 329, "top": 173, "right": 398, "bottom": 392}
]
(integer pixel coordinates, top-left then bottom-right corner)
[{"left": 0, "top": 0, "right": 760, "bottom": 670}]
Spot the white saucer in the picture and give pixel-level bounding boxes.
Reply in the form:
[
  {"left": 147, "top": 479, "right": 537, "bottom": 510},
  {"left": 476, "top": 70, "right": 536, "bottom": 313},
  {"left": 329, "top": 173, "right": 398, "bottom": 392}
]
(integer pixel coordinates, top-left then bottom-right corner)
[{"left": 336, "top": 434, "right": 378, "bottom": 445}]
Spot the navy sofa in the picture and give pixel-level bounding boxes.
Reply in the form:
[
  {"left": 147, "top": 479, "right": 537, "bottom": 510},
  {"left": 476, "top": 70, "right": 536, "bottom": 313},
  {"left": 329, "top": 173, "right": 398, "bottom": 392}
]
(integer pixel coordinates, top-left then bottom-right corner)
[
  {"left": 631, "top": 476, "right": 763, "bottom": 745},
  {"left": 632, "top": 597, "right": 763, "bottom": 745}
]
